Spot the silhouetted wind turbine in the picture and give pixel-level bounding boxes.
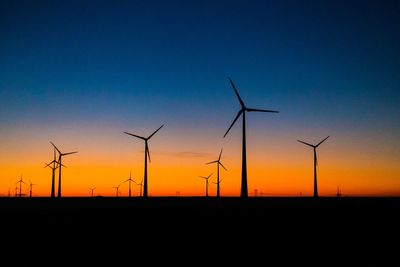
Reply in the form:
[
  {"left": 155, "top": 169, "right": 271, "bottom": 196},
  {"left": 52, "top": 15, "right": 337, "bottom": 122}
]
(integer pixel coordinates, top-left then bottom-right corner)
[
  {"left": 45, "top": 147, "right": 62, "bottom": 198},
  {"left": 297, "top": 136, "right": 330, "bottom": 199},
  {"left": 199, "top": 173, "right": 213, "bottom": 197},
  {"left": 14, "top": 185, "right": 18, "bottom": 197},
  {"left": 124, "top": 125, "right": 164, "bottom": 198},
  {"left": 50, "top": 142, "right": 78, "bottom": 198},
  {"left": 124, "top": 171, "right": 135, "bottom": 197},
  {"left": 29, "top": 180, "right": 37, "bottom": 197},
  {"left": 89, "top": 187, "right": 96, "bottom": 197},
  {"left": 113, "top": 184, "right": 121, "bottom": 197},
  {"left": 206, "top": 149, "right": 227, "bottom": 197},
  {"left": 224, "top": 77, "right": 279, "bottom": 198},
  {"left": 17, "top": 175, "right": 25, "bottom": 197},
  {"left": 135, "top": 178, "right": 144, "bottom": 197}
]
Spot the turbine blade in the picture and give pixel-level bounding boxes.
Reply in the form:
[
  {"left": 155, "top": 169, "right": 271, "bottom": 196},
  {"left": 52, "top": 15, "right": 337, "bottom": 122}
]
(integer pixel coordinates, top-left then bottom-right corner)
[
  {"left": 148, "top": 124, "right": 164, "bottom": 139},
  {"left": 146, "top": 144, "right": 151, "bottom": 163},
  {"left": 246, "top": 107, "right": 279, "bottom": 113},
  {"left": 206, "top": 160, "right": 218, "bottom": 165},
  {"left": 207, "top": 173, "right": 214, "bottom": 178},
  {"left": 223, "top": 110, "right": 243, "bottom": 138},
  {"left": 219, "top": 162, "right": 228, "bottom": 171},
  {"left": 316, "top": 136, "right": 330, "bottom": 147},
  {"left": 199, "top": 176, "right": 207, "bottom": 179},
  {"left": 124, "top": 132, "right": 146, "bottom": 140},
  {"left": 50, "top": 142, "right": 61, "bottom": 154},
  {"left": 62, "top": 151, "right": 78, "bottom": 156},
  {"left": 218, "top": 148, "right": 223, "bottom": 161},
  {"left": 228, "top": 77, "right": 244, "bottom": 107},
  {"left": 297, "top": 140, "right": 314, "bottom": 147},
  {"left": 53, "top": 147, "right": 56, "bottom": 160}
]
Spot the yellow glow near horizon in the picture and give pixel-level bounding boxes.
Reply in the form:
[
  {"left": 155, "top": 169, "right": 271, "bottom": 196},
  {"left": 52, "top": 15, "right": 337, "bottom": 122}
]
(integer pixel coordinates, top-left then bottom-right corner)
[{"left": 1, "top": 124, "right": 400, "bottom": 197}]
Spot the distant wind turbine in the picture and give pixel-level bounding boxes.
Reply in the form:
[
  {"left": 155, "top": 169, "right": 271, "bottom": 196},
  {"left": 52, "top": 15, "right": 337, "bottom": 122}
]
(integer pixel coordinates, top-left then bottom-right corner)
[
  {"left": 224, "top": 77, "right": 278, "bottom": 198},
  {"left": 206, "top": 149, "right": 227, "bottom": 197},
  {"left": 124, "top": 171, "right": 135, "bottom": 197},
  {"left": 297, "top": 136, "right": 330, "bottom": 199},
  {"left": 89, "top": 187, "right": 96, "bottom": 197},
  {"left": 124, "top": 125, "right": 164, "bottom": 198},
  {"left": 29, "top": 180, "right": 37, "bottom": 197},
  {"left": 135, "top": 178, "right": 144, "bottom": 197},
  {"left": 17, "top": 175, "right": 25, "bottom": 198},
  {"left": 50, "top": 142, "right": 78, "bottom": 198},
  {"left": 113, "top": 184, "right": 121, "bottom": 197},
  {"left": 199, "top": 173, "right": 213, "bottom": 197}
]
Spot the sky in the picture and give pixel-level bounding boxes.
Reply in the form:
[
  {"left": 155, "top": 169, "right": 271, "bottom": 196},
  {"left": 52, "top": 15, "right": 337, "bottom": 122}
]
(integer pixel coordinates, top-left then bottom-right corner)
[{"left": 1, "top": 0, "right": 399, "bottom": 197}]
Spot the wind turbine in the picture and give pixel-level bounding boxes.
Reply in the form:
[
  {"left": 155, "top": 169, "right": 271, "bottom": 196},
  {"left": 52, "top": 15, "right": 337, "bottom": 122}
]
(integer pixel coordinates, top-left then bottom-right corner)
[
  {"left": 224, "top": 77, "right": 279, "bottom": 198},
  {"left": 199, "top": 173, "right": 213, "bottom": 197},
  {"left": 206, "top": 149, "right": 227, "bottom": 197},
  {"left": 124, "top": 171, "right": 135, "bottom": 197},
  {"left": 297, "top": 136, "right": 330, "bottom": 199},
  {"left": 113, "top": 184, "right": 121, "bottom": 197},
  {"left": 29, "top": 180, "right": 37, "bottom": 197},
  {"left": 135, "top": 178, "right": 144, "bottom": 197},
  {"left": 89, "top": 187, "right": 96, "bottom": 197},
  {"left": 50, "top": 142, "right": 78, "bottom": 198},
  {"left": 17, "top": 175, "right": 25, "bottom": 197},
  {"left": 124, "top": 124, "right": 164, "bottom": 198},
  {"left": 44, "top": 147, "right": 62, "bottom": 198}
]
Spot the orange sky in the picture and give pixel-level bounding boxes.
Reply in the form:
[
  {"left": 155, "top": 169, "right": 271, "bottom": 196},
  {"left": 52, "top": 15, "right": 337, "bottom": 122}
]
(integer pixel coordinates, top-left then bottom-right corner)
[{"left": 1, "top": 123, "right": 399, "bottom": 197}]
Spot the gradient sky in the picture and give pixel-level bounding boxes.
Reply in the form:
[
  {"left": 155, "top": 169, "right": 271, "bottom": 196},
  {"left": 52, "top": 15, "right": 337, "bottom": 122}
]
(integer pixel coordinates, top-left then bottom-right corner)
[{"left": 1, "top": 0, "right": 399, "bottom": 197}]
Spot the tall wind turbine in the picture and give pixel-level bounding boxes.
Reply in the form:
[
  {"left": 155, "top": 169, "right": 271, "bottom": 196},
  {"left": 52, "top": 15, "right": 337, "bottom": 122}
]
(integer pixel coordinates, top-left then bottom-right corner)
[
  {"left": 224, "top": 77, "right": 279, "bottom": 198},
  {"left": 199, "top": 173, "right": 213, "bottom": 197},
  {"left": 124, "top": 125, "right": 164, "bottom": 198},
  {"left": 124, "top": 171, "right": 135, "bottom": 197},
  {"left": 45, "top": 147, "right": 61, "bottom": 198},
  {"left": 297, "top": 136, "right": 329, "bottom": 199},
  {"left": 50, "top": 142, "right": 78, "bottom": 198},
  {"left": 206, "top": 149, "right": 227, "bottom": 197}
]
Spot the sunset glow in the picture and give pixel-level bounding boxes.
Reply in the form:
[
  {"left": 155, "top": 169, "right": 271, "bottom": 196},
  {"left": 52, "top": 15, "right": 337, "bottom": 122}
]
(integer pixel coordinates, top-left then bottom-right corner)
[{"left": 1, "top": 0, "right": 399, "bottom": 197}]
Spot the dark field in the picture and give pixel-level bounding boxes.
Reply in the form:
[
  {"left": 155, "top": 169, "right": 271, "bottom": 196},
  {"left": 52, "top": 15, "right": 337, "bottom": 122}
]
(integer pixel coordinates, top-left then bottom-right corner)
[{"left": 2, "top": 197, "right": 399, "bottom": 262}]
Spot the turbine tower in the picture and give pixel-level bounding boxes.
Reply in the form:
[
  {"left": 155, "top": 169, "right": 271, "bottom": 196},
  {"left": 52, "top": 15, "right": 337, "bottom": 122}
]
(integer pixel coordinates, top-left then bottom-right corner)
[
  {"left": 199, "top": 173, "right": 213, "bottom": 197},
  {"left": 50, "top": 142, "right": 78, "bottom": 198},
  {"left": 212, "top": 178, "right": 224, "bottom": 196},
  {"left": 224, "top": 77, "right": 278, "bottom": 198},
  {"left": 297, "top": 136, "right": 329, "bottom": 199},
  {"left": 206, "top": 149, "right": 227, "bottom": 197},
  {"left": 124, "top": 124, "right": 164, "bottom": 198}
]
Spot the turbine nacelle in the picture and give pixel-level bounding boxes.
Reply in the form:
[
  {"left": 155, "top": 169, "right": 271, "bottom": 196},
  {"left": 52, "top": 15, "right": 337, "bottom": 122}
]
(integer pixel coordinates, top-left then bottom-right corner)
[{"left": 224, "top": 78, "right": 278, "bottom": 138}]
